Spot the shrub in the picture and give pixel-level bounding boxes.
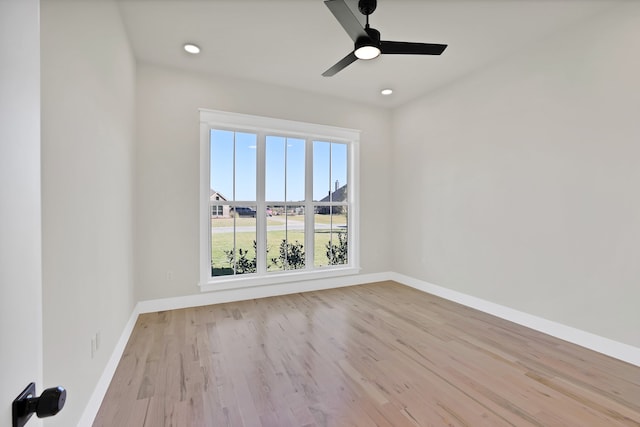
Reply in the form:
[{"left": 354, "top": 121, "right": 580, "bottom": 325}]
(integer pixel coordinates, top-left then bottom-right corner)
[
  {"left": 326, "top": 232, "right": 347, "bottom": 265},
  {"left": 271, "top": 240, "right": 305, "bottom": 270},
  {"left": 224, "top": 240, "right": 258, "bottom": 274}
]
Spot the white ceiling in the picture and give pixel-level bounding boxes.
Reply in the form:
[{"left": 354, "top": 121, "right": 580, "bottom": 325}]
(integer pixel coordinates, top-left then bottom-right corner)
[{"left": 118, "top": 0, "right": 617, "bottom": 108}]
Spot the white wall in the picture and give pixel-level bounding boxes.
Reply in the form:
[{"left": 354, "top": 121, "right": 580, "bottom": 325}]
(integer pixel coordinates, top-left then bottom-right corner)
[
  {"left": 392, "top": 4, "right": 640, "bottom": 347},
  {"left": 0, "top": 0, "right": 43, "bottom": 425},
  {"left": 40, "top": 1, "right": 137, "bottom": 425},
  {"left": 135, "top": 64, "right": 392, "bottom": 300}
]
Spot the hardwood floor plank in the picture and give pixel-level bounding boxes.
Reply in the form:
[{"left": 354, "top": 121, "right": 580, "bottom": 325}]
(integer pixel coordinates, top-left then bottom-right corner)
[{"left": 94, "top": 282, "right": 640, "bottom": 426}]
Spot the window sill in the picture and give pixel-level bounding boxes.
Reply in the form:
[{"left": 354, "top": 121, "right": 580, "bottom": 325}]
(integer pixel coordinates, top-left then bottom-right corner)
[{"left": 199, "top": 266, "right": 361, "bottom": 293}]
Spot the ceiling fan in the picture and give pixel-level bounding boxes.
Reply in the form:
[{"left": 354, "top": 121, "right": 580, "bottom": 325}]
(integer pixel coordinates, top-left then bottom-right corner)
[{"left": 322, "top": 0, "right": 447, "bottom": 77}]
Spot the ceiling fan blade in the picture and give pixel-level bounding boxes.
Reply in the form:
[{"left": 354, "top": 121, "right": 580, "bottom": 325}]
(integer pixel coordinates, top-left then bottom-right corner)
[
  {"left": 322, "top": 51, "right": 358, "bottom": 77},
  {"left": 380, "top": 41, "right": 447, "bottom": 55},
  {"left": 324, "top": 0, "right": 367, "bottom": 43}
]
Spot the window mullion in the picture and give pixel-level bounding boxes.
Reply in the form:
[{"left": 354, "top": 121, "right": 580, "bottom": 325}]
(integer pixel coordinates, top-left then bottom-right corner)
[
  {"left": 348, "top": 141, "right": 357, "bottom": 269},
  {"left": 305, "top": 138, "right": 314, "bottom": 270},
  {"left": 256, "top": 132, "right": 266, "bottom": 274},
  {"left": 232, "top": 132, "right": 237, "bottom": 274},
  {"left": 328, "top": 142, "right": 333, "bottom": 264},
  {"left": 284, "top": 138, "right": 288, "bottom": 269}
]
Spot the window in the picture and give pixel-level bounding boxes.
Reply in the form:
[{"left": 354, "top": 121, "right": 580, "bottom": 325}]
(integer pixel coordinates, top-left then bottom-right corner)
[
  {"left": 211, "top": 205, "right": 223, "bottom": 217},
  {"left": 200, "top": 109, "right": 360, "bottom": 290}
]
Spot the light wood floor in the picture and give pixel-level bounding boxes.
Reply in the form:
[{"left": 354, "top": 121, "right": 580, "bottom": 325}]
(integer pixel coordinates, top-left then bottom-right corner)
[{"left": 94, "top": 281, "right": 640, "bottom": 426}]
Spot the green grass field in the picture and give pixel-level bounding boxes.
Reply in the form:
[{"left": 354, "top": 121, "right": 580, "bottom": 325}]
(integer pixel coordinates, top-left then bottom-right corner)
[{"left": 212, "top": 214, "right": 347, "bottom": 275}]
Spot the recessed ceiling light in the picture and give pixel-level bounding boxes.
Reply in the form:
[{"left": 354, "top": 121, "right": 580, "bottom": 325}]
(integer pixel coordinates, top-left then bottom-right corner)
[
  {"left": 183, "top": 43, "right": 200, "bottom": 54},
  {"left": 381, "top": 88, "right": 393, "bottom": 96}
]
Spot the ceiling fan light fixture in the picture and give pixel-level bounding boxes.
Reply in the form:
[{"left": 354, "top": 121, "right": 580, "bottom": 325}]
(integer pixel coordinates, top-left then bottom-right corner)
[
  {"left": 353, "top": 33, "right": 380, "bottom": 60},
  {"left": 354, "top": 36, "right": 380, "bottom": 60},
  {"left": 354, "top": 44, "right": 380, "bottom": 60}
]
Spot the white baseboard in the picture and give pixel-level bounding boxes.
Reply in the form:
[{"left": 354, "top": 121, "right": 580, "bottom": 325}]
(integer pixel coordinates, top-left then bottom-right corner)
[
  {"left": 390, "top": 272, "right": 640, "bottom": 367},
  {"left": 79, "top": 271, "right": 639, "bottom": 425},
  {"left": 76, "top": 304, "right": 141, "bottom": 427}
]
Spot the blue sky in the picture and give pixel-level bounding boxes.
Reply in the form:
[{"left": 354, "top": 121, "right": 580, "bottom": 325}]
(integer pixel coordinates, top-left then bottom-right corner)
[{"left": 210, "top": 130, "right": 347, "bottom": 202}]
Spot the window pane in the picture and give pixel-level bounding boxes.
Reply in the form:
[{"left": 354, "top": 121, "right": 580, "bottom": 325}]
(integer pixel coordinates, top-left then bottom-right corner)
[
  {"left": 211, "top": 215, "right": 234, "bottom": 277},
  {"left": 211, "top": 207, "right": 257, "bottom": 276},
  {"left": 313, "top": 141, "right": 331, "bottom": 201},
  {"left": 267, "top": 205, "right": 305, "bottom": 271},
  {"left": 286, "top": 138, "right": 305, "bottom": 202},
  {"left": 330, "top": 206, "right": 348, "bottom": 266},
  {"left": 266, "top": 137, "right": 305, "bottom": 203},
  {"left": 210, "top": 130, "right": 234, "bottom": 200},
  {"left": 266, "top": 204, "right": 284, "bottom": 271},
  {"left": 235, "top": 132, "right": 257, "bottom": 201},
  {"left": 265, "top": 136, "right": 285, "bottom": 201},
  {"left": 314, "top": 206, "right": 348, "bottom": 267},
  {"left": 233, "top": 211, "right": 257, "bottom": 275},
  {"left": 331, "top": 143, "right": 348, "bottom": 202}
]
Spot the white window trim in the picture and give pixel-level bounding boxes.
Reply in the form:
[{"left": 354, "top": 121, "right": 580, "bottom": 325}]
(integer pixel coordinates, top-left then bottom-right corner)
[{"left": 199, "top": 109, "right": 361, "bottom": 292}]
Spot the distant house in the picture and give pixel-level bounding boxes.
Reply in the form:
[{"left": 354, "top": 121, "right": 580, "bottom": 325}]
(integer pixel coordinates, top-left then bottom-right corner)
[
  {"left": 210, "top": 189, "right": 230, "bottom": 218},
  {"left": 317, "top": 181, "right": 347, "bottom": 214}
]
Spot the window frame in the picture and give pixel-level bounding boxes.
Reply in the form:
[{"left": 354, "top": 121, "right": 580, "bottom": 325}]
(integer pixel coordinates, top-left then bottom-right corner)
[{"left": 199, "top": 109, "right": 360, "bottom": 292}]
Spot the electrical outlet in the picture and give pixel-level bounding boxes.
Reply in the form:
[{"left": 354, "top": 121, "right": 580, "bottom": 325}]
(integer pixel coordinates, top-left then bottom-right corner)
[
  {"left": 95, "top": 331, "right": 100, "bottom": 351},
  {"left": 166, "top": 270, "right": 173, "bottom": 280}
]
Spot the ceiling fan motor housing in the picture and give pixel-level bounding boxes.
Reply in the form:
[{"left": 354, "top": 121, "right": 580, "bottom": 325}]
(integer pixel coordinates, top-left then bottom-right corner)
[{"left": 358, "top": 27, "right": 380, "bottom": 47}]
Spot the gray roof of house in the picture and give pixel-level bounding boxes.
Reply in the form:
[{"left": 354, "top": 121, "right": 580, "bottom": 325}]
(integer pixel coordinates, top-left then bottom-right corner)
[{"left": 320, "top": 184, "right": 347, "bottom": 203}]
